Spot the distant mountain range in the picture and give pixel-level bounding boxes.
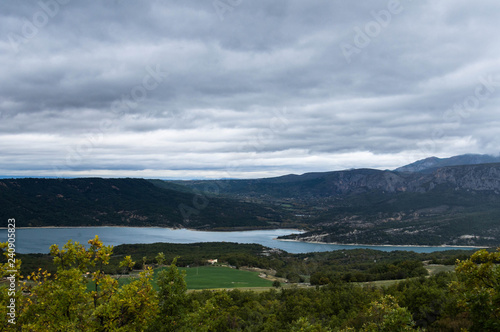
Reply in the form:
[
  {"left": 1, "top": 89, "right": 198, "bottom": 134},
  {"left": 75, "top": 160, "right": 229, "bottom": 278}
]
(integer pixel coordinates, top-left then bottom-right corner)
[
  {"left": 394, "top": 154, "right": 500, "bottom": 173},
  {"left": 1, "top": 154, "right": 499, "bottom": 246},
  {"left": 171, "top": 157, "right": 500, "bottom": 246},
  {"left": 174, "top": 161, "right": 500, "bottom": 199}
]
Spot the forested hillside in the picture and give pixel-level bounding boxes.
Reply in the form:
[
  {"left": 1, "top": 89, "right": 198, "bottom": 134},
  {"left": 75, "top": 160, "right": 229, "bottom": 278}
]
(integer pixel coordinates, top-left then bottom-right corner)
[{"left": 0, "top": 178, "right": 288, "bottom": 229}]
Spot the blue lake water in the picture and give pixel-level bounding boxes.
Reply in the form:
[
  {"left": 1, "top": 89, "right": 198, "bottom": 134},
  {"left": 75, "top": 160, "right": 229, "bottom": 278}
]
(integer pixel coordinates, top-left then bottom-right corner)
[{"left": 0, "top": 227, "right": 480, "bottom": 254}]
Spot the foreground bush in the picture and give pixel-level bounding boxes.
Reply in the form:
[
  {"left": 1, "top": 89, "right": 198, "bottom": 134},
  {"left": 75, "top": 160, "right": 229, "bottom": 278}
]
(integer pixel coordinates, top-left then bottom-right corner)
[{"left": 1, "top": 238, "right": 498, "bottom": 331}]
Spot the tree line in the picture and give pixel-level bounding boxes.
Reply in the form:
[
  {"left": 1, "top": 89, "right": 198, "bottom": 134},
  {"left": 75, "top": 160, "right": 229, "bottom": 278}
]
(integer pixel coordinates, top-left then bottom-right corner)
[{"left": 13, "top": 242, "right": 477, "bottom": 286}]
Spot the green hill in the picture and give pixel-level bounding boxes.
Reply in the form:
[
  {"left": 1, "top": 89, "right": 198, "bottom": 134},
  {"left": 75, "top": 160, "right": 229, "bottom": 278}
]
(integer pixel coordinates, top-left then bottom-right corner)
[{"left": 0, "top": 178, "right": 287, "bottom": 229}]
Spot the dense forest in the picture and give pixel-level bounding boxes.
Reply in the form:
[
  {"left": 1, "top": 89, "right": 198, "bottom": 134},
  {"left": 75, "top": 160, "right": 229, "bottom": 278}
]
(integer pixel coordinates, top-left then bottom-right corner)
[
  {"left": 0, "top": 178, "right": 290, "bottom": 229},
  {"left": 13, "top": 241, "right": 476, "bottom": 284},
  {"left": 2, "top": 163, "right": 500, "bottom": 246},
  {"left": 2, "top": 238, "right": 499, "bottom": 331}
]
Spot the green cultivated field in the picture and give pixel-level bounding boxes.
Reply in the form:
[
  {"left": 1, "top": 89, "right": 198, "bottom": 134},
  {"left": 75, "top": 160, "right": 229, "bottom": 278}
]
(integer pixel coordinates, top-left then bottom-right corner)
[
  {"left": 425, "top": 264, "right": 455, "bottom": 275},
  {"left": 178, "top": 266, "right": 273, "bottom": 290},
  {"left": 95, "top": 266, "right": 273, "bottom": 291}
]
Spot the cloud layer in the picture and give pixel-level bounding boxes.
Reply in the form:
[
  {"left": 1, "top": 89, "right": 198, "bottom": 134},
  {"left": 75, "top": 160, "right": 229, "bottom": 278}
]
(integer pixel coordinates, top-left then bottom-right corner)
[{"left": 1, "top": 0, "right": 500, "bottom": 178}]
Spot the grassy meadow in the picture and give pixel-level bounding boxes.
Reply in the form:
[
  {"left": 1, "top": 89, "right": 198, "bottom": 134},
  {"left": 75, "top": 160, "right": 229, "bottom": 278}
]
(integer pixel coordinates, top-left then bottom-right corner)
[
  {"left": 178, "top": 266, "right": 273, "bottom": 290},
  {"left": 88, "top": 265, "right": 274, "bottom": 291}
]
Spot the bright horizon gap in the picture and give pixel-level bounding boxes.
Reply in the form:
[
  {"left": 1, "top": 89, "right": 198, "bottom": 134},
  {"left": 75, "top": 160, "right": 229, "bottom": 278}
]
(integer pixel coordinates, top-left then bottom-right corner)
[{"left": 1, "top": 152, "right": 499, "bottom": 180}]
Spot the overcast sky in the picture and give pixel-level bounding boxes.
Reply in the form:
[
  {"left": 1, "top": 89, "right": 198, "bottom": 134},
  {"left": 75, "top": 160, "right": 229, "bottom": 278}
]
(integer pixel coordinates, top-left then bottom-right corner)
[{"left": 1, "top": 0, "right": 500, "bottom": 179}]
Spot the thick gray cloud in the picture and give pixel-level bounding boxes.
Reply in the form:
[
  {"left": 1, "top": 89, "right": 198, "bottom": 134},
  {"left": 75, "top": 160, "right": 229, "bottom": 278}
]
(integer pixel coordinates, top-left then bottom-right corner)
[{"left": 1, "top": 0, "right": 499, "bottom": 179}]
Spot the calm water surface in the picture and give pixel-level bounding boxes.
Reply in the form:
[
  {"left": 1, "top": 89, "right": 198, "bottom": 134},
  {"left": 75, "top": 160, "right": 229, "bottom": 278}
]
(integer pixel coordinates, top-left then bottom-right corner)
[{"left": 0, "top": 227, "right": 479, "bottom": 254}]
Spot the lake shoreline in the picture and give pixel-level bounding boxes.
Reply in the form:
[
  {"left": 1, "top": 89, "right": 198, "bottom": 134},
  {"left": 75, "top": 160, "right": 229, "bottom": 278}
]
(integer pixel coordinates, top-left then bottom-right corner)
[
  {"left": 1, "top": 225, "right": 305, "bottom": 233},
  {"left": 276, "top": 238, "right": 488, "bottom": 249},
  {"left": 1, "top": 226, "right": 486, "bottom": 248},
  {"left": 1, "top": 227, "right": 488, "bottom": 254}
]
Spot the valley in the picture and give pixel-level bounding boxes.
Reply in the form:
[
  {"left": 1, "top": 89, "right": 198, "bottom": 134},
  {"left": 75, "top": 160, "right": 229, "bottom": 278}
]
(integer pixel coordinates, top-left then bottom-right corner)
[{"left": 1, "top": 158, "right": 500, "bottom": 247}]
